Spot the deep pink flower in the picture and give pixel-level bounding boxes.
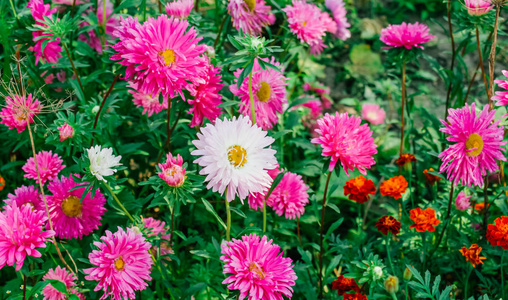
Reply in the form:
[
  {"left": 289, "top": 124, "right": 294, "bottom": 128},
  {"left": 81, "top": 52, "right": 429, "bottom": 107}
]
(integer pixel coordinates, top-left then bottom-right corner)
[
  {"left": 0, "top": 94, "right": 42, "bottom": 133},
  {"left": 248, "top": 167, "right": 281, "bottom": 211},
  {"left": 380, "top": 22, "right": 435, "bottom": 49},
  {"left": 165, "top": 0, "right": 193, "bottom": 19},
  {"left": 158, "top": 153, "right": 186, "bottom": 187},
  {"left": 221, "top": 234, "right": 297, "bottom": 300},
  {"left": 27, "top": 0, "right": 62, "bottom": 64},
  {"left": 111, "top": 15, "right": 207, "bottom": 100},
  {"left": 79, "top": 0, "right": 120, "bottom": 53},
  {"left": 325, "top": 0, "right": 350, "bottom": 40},
  {"left": 455, "top": 191, "right": 472, "bottom": 211},
  {"left": 22, "top": 150, "right": 65, "bottom": 184},
  {"left": 46, "top": 175, "right": 107, "bottom": 239},
  {"left": 58, "top": 122, "right": 74, "bottom": 141},
  {"left": 228, "top": 0, "right": 274, "bottom": 36},
  {"left": 362, "top": 104, "right": 386, "bottom": 125},
  {"left": 230, "top": 57, "right": 288, "bottom": 130},
  {"left": 3, "top": 185, "right": 44, "bottom": 212},
  {"left": 128, "top": 81, "right": 167, "bottom": 117},
  {"left": 42, "top": 266, "right": 83, "bottom": 300},
  {"left": 266, "top": 172, "right": 309, "bottom": 219},
  {"left": 439, "top": 103, "right": 506, "bottom": 187},
  {"left": 465, "top": 0, "right": 493, "bottom": 16},
  {"left": 311, "top": 112, "right": 378, "bottom": 175},
  {"left": 0, "top": 202, "right": 54, "bottom": 270},
  {"left": 186, "top": 58, "right": 224, "bottom": 127},
  {"left": 493, "top": 70, "right": 508, "bottom": 115},
  {"left": 84, "top": 227, "right": 153, "bottom": 300}
]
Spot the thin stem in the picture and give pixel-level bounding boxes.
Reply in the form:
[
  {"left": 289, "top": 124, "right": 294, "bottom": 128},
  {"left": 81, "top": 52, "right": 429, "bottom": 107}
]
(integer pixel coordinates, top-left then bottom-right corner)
[
  {"left": 16, "top": 46, "right": 24, "bottom": 98},
  {"left": 103, "top": 181, "right": 135, "bottom": 222},
  {"left": 386, "top": 234, "right": 395, "bottom": 275},
  {"left": 475, "top": 25, "right": 490, "bottom": 99},
  {"left": 464, "top": 267, "right": 473, "bottom": 300},
  {"left": 9, "top": 0, "right": 17, "bottom": 18},
  {"left": 446, "top": 185, "right": 454, "bottom": 219},
  {"left": 158, "top": 0, "right": 162, "bottom": 13},
  {"left": 213, "top": 15, "right": 228, "bottom": 48},
  {"left": 62, "top": 43, "right": 85, "bottom": 96},
  {"left": 399, "top": 61, "right": 407, "bottom": 177},
  {"left": 444, "top": 0, "right": 456, "bottom": 119},
  {"left": 263, "top": 198, "right": 267, "bottom": 232},
  {"left": 464, "top": 63, "right": 479, "bottom": 104},
  {"left": 422, "top": 233, "right": 426, "bottom": 270},
  {"left": 297, "top": 218, "right": 303, "bottom": 246},
  {"left": 22, "top": 275, "right": 27, "bottom": 300},
  {"left": 225, "top": 196, "right": 231, "bottom": 241},
  {"left": 169, "top": 204, "right": 175, "bottom": 245},
  {"left": 156, "top": 106, "right": 182, "bottom": 165},
  {"left": 319, "top": 171, "right": 333, "bottom": 299},
  {"left": 90, "top": 74, "right": 120, "bottom": 147},
  {"left": 431, "top": 185, "right": 454, "bottom": 256},
  {"left": 248, "top": 71, "right": 256, "bottom": 124},
  {"left": 483, "top": 176, "right": 489, "bottom": 234},
  {"left": 502, "top": 251, "right": 505, "bottom": 300},
  {"left": 488, "top": 5, "right": 501, "bottom": 109}
]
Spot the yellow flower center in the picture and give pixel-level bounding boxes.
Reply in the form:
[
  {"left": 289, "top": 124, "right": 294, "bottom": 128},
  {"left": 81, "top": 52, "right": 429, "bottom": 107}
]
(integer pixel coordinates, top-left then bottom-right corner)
[
  {"left": 227, "top": 145, "right": 247, "bottom": 168},
  {"left": 302, "top": 21, "right": 307, "bottom": 27},
  {"left": 249, "top": 262, "right": 265, "bottom": 279},
  {"left": 115, "top": 256, "right": 125, "bottom": 271},
  {"left": 256, "top": 81, "right": 271, "bottom": 102},
  {"left": 244, "top": 0, "right": 256, "bottom": 11},
  {"left": 160, "top": 49, "right": 176, "bottom": 66},
  {"left": 61, "top": 196, "right": 82, "bottom": 217},
  {"left": 465, "top": 133, "right": 484, "bottom": 157}
]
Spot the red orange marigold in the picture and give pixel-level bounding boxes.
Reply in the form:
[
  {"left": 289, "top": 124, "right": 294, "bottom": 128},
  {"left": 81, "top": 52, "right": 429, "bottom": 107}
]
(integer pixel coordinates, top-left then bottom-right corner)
[
  {"left": 375, "top": 216, "right": 401, "bottom": 235},
  {"left": 409, "top": 207, "right": 440, "bottom": 232},
  {"left": 380, "top": 176, "right": 408, "bottom": 200},
  {"left": 344, "top": 292, "right": 368, "bottom": 300},
  {"left": 487, "top": 216, "right": 508, "bottom": 250},
  {"left": 459, "top": 244, "right": 486, "bottom": 268},
  {"left": 331, "top": 275, "right": 360, "bottom": 296},
  {"left": 423, "top": 168, "right": 442, "bottom": 186},
  {"left": 343, "top": 175, "right": 376, "bottom": 204},
  {"left": 396, "top": 153, "right": 416, "bottom": 167}
]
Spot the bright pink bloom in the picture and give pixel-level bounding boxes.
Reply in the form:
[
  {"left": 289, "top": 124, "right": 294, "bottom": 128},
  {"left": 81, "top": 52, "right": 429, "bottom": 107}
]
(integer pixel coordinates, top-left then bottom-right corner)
[
  {"left": 248, "top": 167, "right": 281, "bottom": 211},
  {"left": 303, "top": 82, "right": 330, "bottom": 95},
  {"left": 230, "top": 57, "right": 288, "bottom": 130},
  {"left": 455, "top": 191, "right": 471, "bottom": 211},
  {"left": 311, "top": 112, "right": 378, "bottom": 175},
  {"left": 42, "top": 266, "right": 83, "bottom": 300},
  {"left": 0, "top": 94, "right": 42, "bottom": 133},
  {"left": 22, "top": 150, "right": 65, "bottom": 184},
  {"left": 142, "top": 217, "right": 173, "bottom": 260},
  {"left": 84, "top": 227, "right": 153, "bottom": 300},
  {"left": 325, "top": 0, "right": 350, "bottom": 40},
  {"left": 3, "top": 185, "right": 44, "bottom": 212},
  {"left": 158, "top": 153, "right": 186, "bottom": 187},
  {"left": 111, "top": 15, "right": 207, "bottom": 100},
  {"left": 79, "top": 0, "right": 120, "bottom": 53},
  {"left": 58, "top": 122, "right": 74, "bottom": 141},
  {"left": 165, "top": 0, "right": 193, "bottom": 19},
  {"left": 46, "top": 175, "right": 107, "bottom": 239},
  {"left": 380, "top": 22, "right": 435, "bottom": 49},
  {"left": 27, "top": 0, "right": 62, "bottom": 64},
  {"left": 0, "top": 202, "right": 54, "bottom": 270},
  {"left": 267, "top": 172, "right": 309, "bottom": 219},
  {"left": 186, "top": 59, "right": 224, "bottom": 127},
  {"left": 128, "top": 82, "right": 167, "bottom": 116},
  {"left": 228, "top": 0, "right": 274, "bottom": 36},
  {"left": 362, "top": 104, "right": 386, "bottom": 125},
  {"left": 221, "top": 234, "right": 297, "bottom": 300},
  {"left": 493, "top": 70, "right": 508, "bottom": 115},
  {"left": 439, "top": 103, "right": 506, "bottom": 187},
  {"left": 465, "top": 0, "right": 493, "bottom": 16}
]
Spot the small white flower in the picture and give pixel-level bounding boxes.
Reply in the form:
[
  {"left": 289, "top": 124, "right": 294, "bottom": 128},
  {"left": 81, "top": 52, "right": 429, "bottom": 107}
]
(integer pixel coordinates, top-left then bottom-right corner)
[
  {"left": 373, "top": 266, "right": 383, "bottom": 279},
  {"left": 6, "top": 290, "right": 11, "bottom": 294},
  {"left": 20, "top": 285, "right": 24, "bottom": 290},
  {"left": 86, "top": 145, "right": 122, "bottom": 182},
  {"left": 34, "top": 293, "right": 39, "bottom": 298},
  {"left": 92, "top": 105, "right": 100, "bottom": 114}
]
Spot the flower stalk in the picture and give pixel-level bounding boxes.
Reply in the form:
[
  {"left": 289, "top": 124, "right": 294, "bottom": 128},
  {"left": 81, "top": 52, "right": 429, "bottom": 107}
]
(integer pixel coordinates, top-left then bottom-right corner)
[
  {"left": 248, "top": 71, "right": 256, "bottom": 124},
  {"left": 488, "top": 4, "right": 502, "bottom": 110},
  {"left": 225, "top": 197, "right": 231, "bottom": 241},
  {"left": 102, "top": 181, "right": 135, "bottom": 222},
  {"left": 318, "top": 171, "right": 333, "bottom": 298}
]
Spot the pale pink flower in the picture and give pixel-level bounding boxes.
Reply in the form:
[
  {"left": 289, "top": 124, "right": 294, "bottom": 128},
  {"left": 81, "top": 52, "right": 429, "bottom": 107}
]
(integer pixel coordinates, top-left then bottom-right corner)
[
  {"left": 128, "top": 82, "right": 167, "bottom": 117},
  {"left": 22, "top": 150, "right": 65, "bottom": 184},
  {"left": 266, "top": 172, "right": 309, "bottom": 219},
  {"left": 165, "top": 0, "right": 193, "bottom": 19},
  {"left": 0, "top": 94, "right": 42, "bottom": 133},
  {"left": 42, "top": 266, "right": 83, "bottom": 300},
  {"left": 3, "top": 185, "right": 44, "bottom": 212},
  {"left": 493, "top": 70, "right": 508, "bottom": 116},
  {"left": 79, "top": 0, "right": 120, "bottom": 53},
  {"left": 362, "top": 104, "right": 386, "bottom": 125},
  {"left": 158, "top": 153, "right": 186, "bottom": 187},
  {"left": 380, "top": 22, "right": 435, "bottom": 49},
  {"left": 228, "top": 0, "right": 274, "bottom": 36},
  {"left": 455, "top": 191, "right": 472, "bottom": 211},
  {"left": 58, "top": 122, "right": 74, "bottom": 141},
  {"left": 325, "top": 0, "right": 350, "bottom": 40},
  {"left": 464, "top": 0, "right": 493, "bottom": 16},
  {"left": 27, "top": 0, "right": 62, "bottom": 64}
]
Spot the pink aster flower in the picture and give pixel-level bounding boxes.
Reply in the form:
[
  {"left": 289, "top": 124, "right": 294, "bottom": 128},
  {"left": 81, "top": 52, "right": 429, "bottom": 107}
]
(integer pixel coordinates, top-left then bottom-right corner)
[
  {"left": 165, "top": 0, "right": 193, "bottom": 19},
  {"left": 464, "top": 0, "right": 493, "bottom": 16},
  {"left": 303, "top": 82, "right": 332, "bottom": 109},
  {"left": 362, "top": 104, "right": 386, "bottom": 125},
  {"left": 230, "top": 57, "right": 288, "bottom": 130},
  {"left": 79, "top": 0, "right": 120, "bottom": 54},
  {"left": 455, "top": 191, "right": 472, "bottom": 211},
  {"left": 27, "top": 0, "right": 62, "bottom": 65},
  {"left": 111, "top": 15, "right": 207, "bottom": 100},
  {"left": 266, "top": 172, "right": 309, "bottom": 219},
  {"left": 493, "top": 70, "right": 508, "bottom": 115},
  {"left": 439, "top": 103, "right": 506, "bottom": 187},
  {"left": 84, "top": 227, "right": 153, "bottom": 300},
  {"left": 186, "top": 58, "right": 224, "bottom": 127},
  {"left": 0, "top": 94, "right": 42, "bottom": 133},
  {"left": 0, "top": 202, "right": 54, "bottom": 270},
  {"left": 128, "top": 82, "right": 167, "bottom": 117},
  {"left": 380, "top": 22, "right": 435, "bottom": 50},
  {"left": 58, "top": 122, "right": 74, "bottom": 141},
  {"left": 228, "top": 0, "right": 274, "bottom": 36},
  {"left": 325, "top": 0, "right": 351, "bottom": 40},
  {"left": 221, "top": 233, "right": 297, "bottom": 300},
  {"left": 3, "top": 185, "right": 44, "bottom": 212},
  {"left": 311, "top": 112, "right": 378, "bottom": 175},
  {"left": 142, "top": 217, "right": 173, "bottom": 260},
  {"left": 158, "top": 152, "right": 186, "bottom": 187},
  {"left": 248, "top": 167, "right": 281, "bottom": 211},
  {"left": 42, "top": 266, "right": 83, "bottom": 300},
  {"left": 22, "top": 150, "right": 65, "bottom": 184},
  {"left": 46, "top": 175, "right": 107, "bottom": 239}
]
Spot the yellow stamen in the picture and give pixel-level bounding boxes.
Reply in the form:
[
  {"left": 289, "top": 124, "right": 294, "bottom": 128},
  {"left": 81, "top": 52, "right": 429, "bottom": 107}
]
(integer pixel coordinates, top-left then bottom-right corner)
[
  {"left": 244, "top": 0, "right": 256, "bottom": 11},
  {"left": 249, "top": 262, "right": 266, "bottom": 279},
  {"left": 256, "top": 82, "right": 271, "bottom": 102},
  {"left": 115, "top": 256, "right": 125, "bottom": 271},
  {"left": 227, "top": 145, "right": 247, "bottom": 168},
  {"left": 465, "top": 133, "right": 484, "bottom": 157},
  {"left": 160, "top": 49, "right": 176, "bottom": 66},
  {"left": 61, "top": 196, "right": 83, "bottom": 217}
]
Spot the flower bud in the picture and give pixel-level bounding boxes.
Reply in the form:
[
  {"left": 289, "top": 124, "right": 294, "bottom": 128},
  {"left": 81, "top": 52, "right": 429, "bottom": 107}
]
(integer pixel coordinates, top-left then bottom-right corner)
[
  {"left": 384, "top": 276, "right": 399, "bottom": 294},
  {"left": 373, "top": 266, "right": 383, "bottom": 279},
  {"left": 403, "top": 266, "right": 413, "bottom": 281}
]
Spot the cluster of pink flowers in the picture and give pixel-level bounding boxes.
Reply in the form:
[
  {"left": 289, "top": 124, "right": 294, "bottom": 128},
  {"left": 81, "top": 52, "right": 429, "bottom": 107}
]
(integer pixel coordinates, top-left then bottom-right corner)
[
  {"left": 27, "top": 0, "right": 62, "bottom": 64},
  {"left": 325, "top": 0, "right": 350, "bottom": 40},
  {"left": 3, "top": 185, "right": 44, "bottom": 212}
]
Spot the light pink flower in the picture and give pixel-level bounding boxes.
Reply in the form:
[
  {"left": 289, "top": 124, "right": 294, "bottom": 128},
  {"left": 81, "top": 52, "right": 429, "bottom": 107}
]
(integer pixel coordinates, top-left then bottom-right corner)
[
  {"left": 325, "top": 0, "right": 350, "bottom": 40},
  {"left": 58, "top": 122, "right": 74, "bottom": 141},
  {"left": 230, "top": 57, "right": 288, "bottom": 130},
  {"left": 311, "top": 112, "right": 378, "bottom": 175},
  {"left": 439, "top": 103, "right": 506, "bottom": 187},
  {"left": 27, "top": 0, "right": 62, "bottom": 64},
  {"left": 42, "top": 266, "right": 83, "bottom": 300},
  {"left": 266, "top": 172, "right": 309, "bottom": 219},
  {"left": 84, "top": 227, "right": 153, "bottom": 300},
  {"left": 165, "top": 0, "right": 193, "bottom": 19},
  {"left": 248, "top": 167, "right": 281, "bottom": 211},
  {"left": 493, "top": 70, "right": 508, "bottom": 116},
  {"left": 362, "top": 104, "right": 386, "bottom": 125},
  {"left": 0, "top": 94, "right": 42, "bottom": 133},
  {"left": 455, "top": 191, "right": 472, "bottom": 211},
  {"left": 464, "top": 0, "right": 493, "bottom": 16},
  {"left": 303, "top": 82, "right": 332, "bottom": 108},
  {"left": 228, "top": 0, "right": 274, "bottom": 36},
  {"left": 79, "top": 0, "right": 120, "bottom": 53},
  {"left": 380, "top": 22, "right": 435, "bottom": 49},
  {"left": 46, "top": 175, "right": 107, "bottom": 239},
  {"left": 158, "top": 153, "right": 186, "bottom": 187},
  {"left": 221, "top": 234, "right": 297, "bottom": 300},
  {"left": 142, "top": 217, "right": 173, "bottom": 260},
  {"left": 22, "top": 150, "right": 65, "bottom": 184},
  {"left": 3, "top": 185, "right": 44, "bottom": 212},
  {"left": 0, "top": 202, "right": 54, "bottom": 270},
  {"left": 128, "top": 81, "right": 167, "bottom": 117}
]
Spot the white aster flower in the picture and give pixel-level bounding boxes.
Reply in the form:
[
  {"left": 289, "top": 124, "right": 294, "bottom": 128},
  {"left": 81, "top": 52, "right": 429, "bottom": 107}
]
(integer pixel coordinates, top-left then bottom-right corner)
[
  {"left": 86, "top": 145, "right": 122, "bottom": 182},
  {"left": 191, "top": 115, "right": 278, "bottom": 202}
]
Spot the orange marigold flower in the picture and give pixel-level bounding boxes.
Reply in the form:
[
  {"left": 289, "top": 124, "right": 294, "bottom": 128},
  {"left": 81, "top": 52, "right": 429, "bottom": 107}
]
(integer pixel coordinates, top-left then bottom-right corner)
[
  {"left": 344, "top": 292, "right": 368, "bottom": 300},
  {"left": 487, "top": 216, "right": 508, "bottom": 250},
  {"left": 396, "top": 153, "right": 416, "bottom": 167},
  {"left": 474, "top": 202, "right": 489, "bottom": 212},
  {"left": 375, "top": 216, "right": 401, "bottom": 235},
  {"left": 423, "top": 168, "right": 442, "bottom": 186},
  {"left": 343, "top": 175, "right": 376, "bottom": 204},
  {"left": 459, "top": 244, "right": 486, "bottom": 268},
  {"left": 331, "top": 275, "right": 360, "bottom": 296},
  {"left": 380, "top": 176, "right": 408, "bottom": 200},
  {"left": 409, "top": 207, "right": 440, "bottom": 232},
  {"left": 0, "top": 175, "right": 4, "bottom": 192}
]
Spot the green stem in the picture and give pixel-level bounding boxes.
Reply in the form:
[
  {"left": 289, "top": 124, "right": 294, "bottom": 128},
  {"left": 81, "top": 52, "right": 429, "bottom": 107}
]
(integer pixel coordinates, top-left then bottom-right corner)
[
  {"left": 502, "top": 251, "right": 505, "bottom": 300},
  {"left": 103, "top": 181, "right": 135, "bottom": 222},
  {"left": 464, "top": 267, "right": 473, "bottom": 300},
  {"left": 422, "top": 232, "right": 426, "bottom": 270},
  {"left": 248, "top": 71, "right": 256, "bottom": 124},
  {"left": 263, "top": 198, "right": 267, "bottom": 232},
  {"left": 391, "top": 292, "right": 398, "bottom": 300},
  {"left": 225, "top": 197, "right": 231, "bottom": 241},
  {"left": 319, "top": 171, "right": 333, "bottom": 299},
  {"left": 386, "top": 234, "right": 396, "bottom": 275},
  {"left": 9, "top": 0, "right": 17, "bottom": 18},
  {"left": 399, "top": 61, "right": 406, "bottom": 161}
]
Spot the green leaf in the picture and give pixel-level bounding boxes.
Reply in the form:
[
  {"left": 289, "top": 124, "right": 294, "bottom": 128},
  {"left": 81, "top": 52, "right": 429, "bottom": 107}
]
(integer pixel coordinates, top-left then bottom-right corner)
[
  {"left": 47, "top": 279, "right": 68, "bottom": 294},
  {"left": 325, "top": 218, "right": 344, "bottom": 237},
  {"left": 201, "top": 198, "right": 226, "bottom": 230},
  {"left": 265, "top": 172, "right": 284, "bottom": 200}
]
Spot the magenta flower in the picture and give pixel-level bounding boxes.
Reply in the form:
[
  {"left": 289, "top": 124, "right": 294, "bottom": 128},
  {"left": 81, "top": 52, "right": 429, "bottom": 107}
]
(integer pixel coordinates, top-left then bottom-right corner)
[
  {"left": 46, "top": 175, "right": 107, "bottom": 239},
  {"left": 22, "top": 150, "right": 65, "bottom": 184},
  {"left": 362, "top": 104, "right": 386, "bottom": 125},
  {"left": 79, "top": 0, "right": 120, "bottom": 54},
  {"left": 111, "top": 15, "right": 207, "bottom": 100},
  {"left": 221, "top": 234, "right": 297, "bottom": 300},
  {"left": 142, "top": 217, "right": 173, "bottom": 260},
  {"left": 3, "top": 185, "right": 44, "bottom": 212},
  {"left": 248, "top": 167, "right": 281, "bottom": 211},
  {"left": 464, "top": 0, "right": 493, "bottom": 16},
  {"left": 228, "top": 0, "right": 274, "bottom": 36},
  {"left": 493, "top": 70, "right": 508, "bottom": 115},
  {"left": 0, "top": 202, "right": 54, "bottom": 270},
  {"left": 158, "top": 153, "right": 186, "bottom": 187},
  {"left": 439, "top": 103, "right": 506, "bottom": 187},
  {"left": 42, "top": 266, "right": 83, "bottom": 300},
  {"left": 380, "top": 22, "right": 435, "bottom": 49},
  {"left": 84, "top": 227, "right": 153, "bottom": 300},
  {"left": 58, "top": 122, "right": 74, "bottom": 141},
  {"left": 311, "top": 112, "right": 378, "bottom": 175},
  {"left": 27, "top": 0, "right": 62, "bottom": 64},
  {"left": 455, "top": 191, "right": 472, "bottom": 211},
  {"left": 0, "top": 94, "right": 42, "bottom": 133},
  {"left": 325, "top": 0, "right": 351, "bottom": 40},
  {"left": 267, "top": 172, "right": 309, "bottom": 219},
  {"left": 165, "top": 0, "right": 193, "bottom": 19},
  {"left": 230, "top": 57, "right": 288, "bottom": 130},
  {"left": 128, "top": 82, "right": 167, "bottom": 117}
]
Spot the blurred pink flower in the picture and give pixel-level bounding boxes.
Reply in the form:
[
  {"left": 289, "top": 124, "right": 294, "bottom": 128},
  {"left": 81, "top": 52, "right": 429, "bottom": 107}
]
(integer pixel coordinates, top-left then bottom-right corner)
[
  {"left": 380, "top": 22, "right": 435, "bottom": 49},
  {"left": 493, "top": 70, "right": 508, "bottom": 116},
  {"left": 228, "top": 0, "right": 273, "bottom": 36},
  {"left": 158, "top": 153, "right": 186, "bottom": 187},
  {"left": 42, "top": 266, "right": 84, "bottom": 300},
  {"left": 27, "top": 0, "right": 62, "bottom": 64},
  {"left": 455, "top": 191, "right": 471, "bottom": 211},
  {"left": 128, "top": 81, "right": 167, "bottom": 117},
  {"left": 165, "top": 0, "right": 193, "bottom": 19},
  {"left": 248, "top": 167, "right": 281, "bottom": 211},
  {"left": 142, "top": 217, "right": 173, "bottom": 261},
  {"left": 325, "top": 0, "right": 350, "bottom": 40},
  {"left": 22, "top": 150, "right": 65, "bottom": 184},
  {"left": 58, "top": 122, "right": 74, "bottom": 141},
  {"left": 464, "top": 0, "right": 493, "bottom": 16},
  {"left": 0, "top": 94, "right": 42, "bottom": 133},
  {"left": 361, "top": 104, "right": 386, "bottom": 125},
  {"left": 3, "top": 185, "right": 44, "bottom": 212},
  {"left": 79, "top": 0, "right": 120, "bottom": 53}
]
